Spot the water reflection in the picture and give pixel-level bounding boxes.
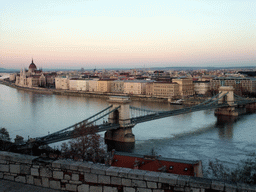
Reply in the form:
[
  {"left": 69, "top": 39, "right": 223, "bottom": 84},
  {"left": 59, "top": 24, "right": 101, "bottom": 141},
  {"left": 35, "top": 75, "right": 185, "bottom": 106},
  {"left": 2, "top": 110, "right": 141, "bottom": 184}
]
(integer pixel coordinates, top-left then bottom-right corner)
[
  {"left": 215, "top": 116, "right": 238, "bottom": 140},
  {"left": 17, "top": 90, "right": 52, "bottom": 121}
]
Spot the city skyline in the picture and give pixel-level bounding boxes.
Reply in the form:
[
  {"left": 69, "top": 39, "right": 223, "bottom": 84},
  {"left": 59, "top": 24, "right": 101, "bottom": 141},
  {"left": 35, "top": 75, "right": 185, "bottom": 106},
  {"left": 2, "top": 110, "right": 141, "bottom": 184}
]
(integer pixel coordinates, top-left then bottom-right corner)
[{"left": 1, "top": 0, "right": 255, "bottom": 69}]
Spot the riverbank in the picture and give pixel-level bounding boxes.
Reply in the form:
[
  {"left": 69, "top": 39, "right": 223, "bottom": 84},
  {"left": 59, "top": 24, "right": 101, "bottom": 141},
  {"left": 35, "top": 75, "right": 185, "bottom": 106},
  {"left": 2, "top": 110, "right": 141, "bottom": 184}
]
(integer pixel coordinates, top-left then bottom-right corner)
[
  {"left": 0, "top": 80, "right": 169, "bottom": 102},
  {"left": 0, "top": 79, "right": 208, "bottom": 104}
]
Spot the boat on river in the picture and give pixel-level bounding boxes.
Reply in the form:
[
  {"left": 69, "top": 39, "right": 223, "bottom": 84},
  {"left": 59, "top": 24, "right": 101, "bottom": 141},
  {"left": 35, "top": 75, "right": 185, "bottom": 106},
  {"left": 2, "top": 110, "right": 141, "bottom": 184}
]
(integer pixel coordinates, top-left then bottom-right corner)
[{"left": 170, "top": 99, "right": 184, "bottom": 105}]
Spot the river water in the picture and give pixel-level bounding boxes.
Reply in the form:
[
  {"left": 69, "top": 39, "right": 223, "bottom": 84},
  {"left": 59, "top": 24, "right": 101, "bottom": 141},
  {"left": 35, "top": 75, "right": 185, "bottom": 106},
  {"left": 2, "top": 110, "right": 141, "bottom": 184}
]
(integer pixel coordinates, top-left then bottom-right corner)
[{"left": 0, "top": 74, "right": 255, "bottom": 172}]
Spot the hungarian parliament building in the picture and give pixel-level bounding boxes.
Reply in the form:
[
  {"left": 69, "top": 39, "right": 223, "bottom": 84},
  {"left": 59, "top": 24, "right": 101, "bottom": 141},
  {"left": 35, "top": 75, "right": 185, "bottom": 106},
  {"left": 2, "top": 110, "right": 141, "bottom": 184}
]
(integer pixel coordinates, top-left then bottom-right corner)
[{"left": 14, "top": 59, "right": 56, "bottom": 88}]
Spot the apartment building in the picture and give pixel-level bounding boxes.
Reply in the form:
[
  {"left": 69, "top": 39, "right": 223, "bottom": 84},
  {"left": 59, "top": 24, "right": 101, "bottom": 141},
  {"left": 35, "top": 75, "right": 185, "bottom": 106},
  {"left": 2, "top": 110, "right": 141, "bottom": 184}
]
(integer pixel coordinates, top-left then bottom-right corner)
[
  {"left": 146, "top": 82, "right": 179, "bottom": 98},
  {"left": 123, "top": 80, "right": 151, "bottom": 95},
  {"left": 69, "top": 79, "right": 88, "bottom": 91},
  {"left": 210, "top": 77, "right": 256, "bottom": 94},
  {"left": 194, "top": 81, "right": 210, "bottom": 95},
  {"left": 88, "top": 79, "right": 98, "bottom": 92},
  {"left": 44, "top": 73, "right": 57, "bottom": 88},
  {"left": 111, "top": 80, "right": 124, "bottom": 93},
  {"left": 172, "top": 78, "right": 194, "bottom": 97},
  {"left": 146, "top": 83, "right": 154, "bottom": 96},
  {"left": 55, "top": 76, "right": 69, "bottom": 90},
  {"left": 97, "top": 79, "right": 113, "bottom": 93}
]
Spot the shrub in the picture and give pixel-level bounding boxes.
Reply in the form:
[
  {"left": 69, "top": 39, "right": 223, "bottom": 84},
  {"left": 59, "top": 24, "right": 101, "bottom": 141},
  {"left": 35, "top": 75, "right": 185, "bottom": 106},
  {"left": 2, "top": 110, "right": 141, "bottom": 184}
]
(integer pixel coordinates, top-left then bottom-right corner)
[
  {"left": 60, "top": 126, "right": 106, "bottom": 163},
  {"left": 206, "top": 153, "right": 256, "bottom": 185},
  {"left": 0, "top": 128, "right": 10, "bottom": 141}
]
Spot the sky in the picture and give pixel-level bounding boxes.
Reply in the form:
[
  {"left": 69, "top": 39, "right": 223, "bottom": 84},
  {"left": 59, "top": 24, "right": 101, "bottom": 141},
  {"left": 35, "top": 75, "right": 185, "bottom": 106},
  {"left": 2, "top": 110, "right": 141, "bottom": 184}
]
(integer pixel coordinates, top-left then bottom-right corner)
[{"left": 0, "top": 0, "right": 255, "bottom": 69}]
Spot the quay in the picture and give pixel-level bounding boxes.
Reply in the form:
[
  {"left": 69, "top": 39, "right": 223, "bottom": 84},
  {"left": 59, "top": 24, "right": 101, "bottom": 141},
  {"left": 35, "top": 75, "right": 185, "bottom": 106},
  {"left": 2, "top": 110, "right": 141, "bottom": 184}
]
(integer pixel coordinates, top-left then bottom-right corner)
[{"left": 0, "top": 79, "right": 169, "bottom": 103}]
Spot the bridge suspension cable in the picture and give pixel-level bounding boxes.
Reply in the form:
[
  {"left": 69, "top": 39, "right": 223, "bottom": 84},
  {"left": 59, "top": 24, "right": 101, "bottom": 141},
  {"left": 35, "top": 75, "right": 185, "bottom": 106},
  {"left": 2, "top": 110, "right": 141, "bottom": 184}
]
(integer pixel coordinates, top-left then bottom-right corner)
[
  {"left": 203, "top": 92, "right": 229, "bottom": 106},
  {"left": 196, "top": 92, "right": 222, "bottom": 106},
  {"left": 36, "top": 105, "right": 120, "bottom": 143},
  {"left": 129, "top": 92, "right": 231, "bottom": 125},
  {"left": 129, "top": 106, "right": 158, "bottom": 118},
  {"left": 234, "top": 94, "right": 256, "bottom": 105}
]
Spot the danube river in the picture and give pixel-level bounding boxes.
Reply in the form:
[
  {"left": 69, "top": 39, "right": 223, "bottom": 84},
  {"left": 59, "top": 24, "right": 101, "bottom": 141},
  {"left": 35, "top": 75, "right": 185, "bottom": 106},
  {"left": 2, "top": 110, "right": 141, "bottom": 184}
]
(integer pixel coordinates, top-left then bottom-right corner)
[{"left": 0, "top": 78, "right": 255, "bottom": 172}]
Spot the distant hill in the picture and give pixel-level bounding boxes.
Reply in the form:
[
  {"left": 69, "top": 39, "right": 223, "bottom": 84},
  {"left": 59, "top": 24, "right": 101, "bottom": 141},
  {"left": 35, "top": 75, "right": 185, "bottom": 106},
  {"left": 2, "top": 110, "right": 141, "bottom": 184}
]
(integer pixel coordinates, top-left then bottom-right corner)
[
  {"left": 141, "top": 66, "right": 256, "bottom": 71},
  {"left": 94, "top": 66, "right": 256, "bottom": 71},
  {"left": 0, "top": 68, "right": 19, "bottom": 73},
  {"left": 1, "top": 66, "right": 255, "bottom": 73}
]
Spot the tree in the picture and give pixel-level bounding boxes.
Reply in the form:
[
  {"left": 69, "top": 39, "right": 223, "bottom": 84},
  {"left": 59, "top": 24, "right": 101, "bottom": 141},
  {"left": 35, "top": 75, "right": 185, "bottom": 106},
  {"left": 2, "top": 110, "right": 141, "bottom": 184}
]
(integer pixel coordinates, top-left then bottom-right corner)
[
  {"left": 61, "top": 125, "right": 106, "bottom": 162},
  {"left": 206, "top": 159, "right": 231, "bottom": 181},
  {"left": 0, "top": 128, "right": 12, "bottom": 151},
  {"left": 232, "top": 153, "right": 256, "bottom": 184},
  {"left": 206, "top": 153, "right": 256, "bottom": 185},
  {"left": 0, "top": 128, "right": 10, "bottom": 141}
]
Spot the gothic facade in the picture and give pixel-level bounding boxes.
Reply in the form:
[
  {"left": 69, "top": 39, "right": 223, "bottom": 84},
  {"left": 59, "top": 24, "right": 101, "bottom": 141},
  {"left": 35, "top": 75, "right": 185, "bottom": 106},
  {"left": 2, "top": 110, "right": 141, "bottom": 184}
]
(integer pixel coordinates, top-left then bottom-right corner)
[{"left": 15, "top": 60, "right": 56, "bottom": 88}]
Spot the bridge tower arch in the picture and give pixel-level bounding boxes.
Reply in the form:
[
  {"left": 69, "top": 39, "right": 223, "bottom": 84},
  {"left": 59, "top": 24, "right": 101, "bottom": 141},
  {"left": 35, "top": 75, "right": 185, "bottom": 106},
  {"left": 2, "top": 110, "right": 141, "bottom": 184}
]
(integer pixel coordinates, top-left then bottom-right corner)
[
  {"left": 105, "top": 96, "right": 135, "bottom": 152},
  {"left": 215, "top": 86, "right": 246, "bottom": 116},
  {"left": 107, "top": 96, "right": 132, "bottom": 126},
  {"left": 218, "top": 86, "right": 235, "bottom": 106}
]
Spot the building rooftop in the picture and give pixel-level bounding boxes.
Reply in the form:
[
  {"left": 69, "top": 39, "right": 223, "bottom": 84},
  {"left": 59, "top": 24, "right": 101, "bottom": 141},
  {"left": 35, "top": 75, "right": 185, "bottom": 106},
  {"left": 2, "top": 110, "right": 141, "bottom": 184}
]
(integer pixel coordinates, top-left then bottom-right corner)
[{"left": 28, "top": 59, "right": 37, "bottom": 70}]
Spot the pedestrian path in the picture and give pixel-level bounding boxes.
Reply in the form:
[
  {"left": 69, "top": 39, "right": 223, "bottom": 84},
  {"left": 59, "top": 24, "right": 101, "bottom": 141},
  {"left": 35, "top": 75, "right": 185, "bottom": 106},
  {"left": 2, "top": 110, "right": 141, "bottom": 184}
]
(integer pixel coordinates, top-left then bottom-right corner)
[{"left": 0, "top": 179, "right": 64, "bottom": 192}]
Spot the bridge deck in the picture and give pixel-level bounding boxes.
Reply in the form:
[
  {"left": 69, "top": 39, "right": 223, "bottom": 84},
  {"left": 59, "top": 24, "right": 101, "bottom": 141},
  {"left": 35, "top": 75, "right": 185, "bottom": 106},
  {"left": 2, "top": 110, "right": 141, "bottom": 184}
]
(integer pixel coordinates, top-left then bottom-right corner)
[{"left": 15, "top": 94, "right": 256, "bottom": 148}]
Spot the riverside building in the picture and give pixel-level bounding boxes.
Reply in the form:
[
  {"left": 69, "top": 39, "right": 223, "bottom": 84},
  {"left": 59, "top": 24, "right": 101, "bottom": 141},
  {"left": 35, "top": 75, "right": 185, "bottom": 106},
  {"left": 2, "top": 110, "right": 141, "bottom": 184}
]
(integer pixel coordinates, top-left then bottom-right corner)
[
  {"left": 210, "top": 77, "right": 256, "bottom": 95},
  {"left": 15, "top": 59, "right": 56, "bottom": 88},
  {"left": 146, "top": 82, "right": 179, "bottom": 98},
  {"left": 172, "top": 78, "right": 194, "bottom": 97},
  {"left": 123, "top": 80, "right": 154, "bottom": 95},
  {"left": 193, "top": 81, "right": 210, "bottom": 95}
]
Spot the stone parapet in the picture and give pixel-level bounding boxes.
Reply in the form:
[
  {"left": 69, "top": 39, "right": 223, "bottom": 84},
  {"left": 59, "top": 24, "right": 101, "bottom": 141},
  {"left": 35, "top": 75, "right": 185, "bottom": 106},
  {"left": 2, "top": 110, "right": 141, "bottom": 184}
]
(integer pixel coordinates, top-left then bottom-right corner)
[{"left": 0, "top": 151, "right": 255, "bottom": 192}]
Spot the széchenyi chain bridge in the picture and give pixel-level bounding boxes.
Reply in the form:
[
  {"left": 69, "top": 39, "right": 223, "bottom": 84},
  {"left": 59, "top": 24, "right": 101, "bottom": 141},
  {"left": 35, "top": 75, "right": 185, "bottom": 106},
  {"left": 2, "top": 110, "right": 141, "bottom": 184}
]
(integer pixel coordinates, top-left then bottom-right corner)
[{"left": 12, "top": 86, "right": 256, "bottom": 152}]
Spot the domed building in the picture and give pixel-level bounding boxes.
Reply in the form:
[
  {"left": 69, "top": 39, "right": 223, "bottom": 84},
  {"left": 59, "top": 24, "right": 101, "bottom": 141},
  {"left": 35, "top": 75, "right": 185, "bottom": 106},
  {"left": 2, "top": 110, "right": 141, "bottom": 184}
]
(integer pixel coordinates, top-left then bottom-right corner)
[
  {"left": 15, "top": 59, "right": 42, "bottom": 87},
  {"left": 15, "top": 59, "right": 56, "bottom": 88},
  {"left": 28, "top": 59, "right": 37, "bottom": 73}
]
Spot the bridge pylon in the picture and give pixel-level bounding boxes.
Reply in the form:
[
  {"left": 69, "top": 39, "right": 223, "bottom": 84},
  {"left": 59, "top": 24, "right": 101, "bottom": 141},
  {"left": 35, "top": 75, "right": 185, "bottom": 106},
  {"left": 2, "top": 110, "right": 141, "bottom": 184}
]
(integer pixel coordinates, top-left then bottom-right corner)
[
  {"left": 215, "top": 86, "right": 246, "bottom": 116},
  {"left": 105, "top": 96, "right": 135, "bottom": 152},
  {"left": 218, "top": 86, "right": 235, "bottom": 106}
]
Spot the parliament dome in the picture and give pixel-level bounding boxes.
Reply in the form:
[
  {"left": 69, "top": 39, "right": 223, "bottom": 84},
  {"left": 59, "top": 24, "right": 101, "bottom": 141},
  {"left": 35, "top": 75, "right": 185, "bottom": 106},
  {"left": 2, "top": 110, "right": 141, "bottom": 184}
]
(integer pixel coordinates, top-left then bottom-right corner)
[{"left": 29, "top": 59, "right": 37, "bottom": 70}]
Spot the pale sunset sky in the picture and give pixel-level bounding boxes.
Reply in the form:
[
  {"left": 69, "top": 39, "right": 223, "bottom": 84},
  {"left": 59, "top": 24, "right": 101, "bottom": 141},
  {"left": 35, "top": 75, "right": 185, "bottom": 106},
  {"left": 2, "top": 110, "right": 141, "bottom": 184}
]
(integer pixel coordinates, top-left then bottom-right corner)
[{"left": 0, "top": 0, "right": 255, "bottom": 69}]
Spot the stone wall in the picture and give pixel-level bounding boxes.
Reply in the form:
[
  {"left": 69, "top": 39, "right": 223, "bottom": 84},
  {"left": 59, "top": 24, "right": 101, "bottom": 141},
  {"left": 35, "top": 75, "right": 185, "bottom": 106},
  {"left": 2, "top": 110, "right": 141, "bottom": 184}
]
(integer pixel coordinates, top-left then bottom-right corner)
[{"left": 0, "top": 151, "right": 255, "bottom": 192}]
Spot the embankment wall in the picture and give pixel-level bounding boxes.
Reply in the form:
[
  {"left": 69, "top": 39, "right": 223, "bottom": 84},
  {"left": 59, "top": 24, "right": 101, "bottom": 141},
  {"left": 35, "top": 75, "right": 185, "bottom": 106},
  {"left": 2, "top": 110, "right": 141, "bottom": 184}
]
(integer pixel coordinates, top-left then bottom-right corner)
[
  {"left": 0, "top": 151, "right": 255, "bottom": 192},
  {"left": 0, "top": 80, "right": 168, "bottom": 102}
]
